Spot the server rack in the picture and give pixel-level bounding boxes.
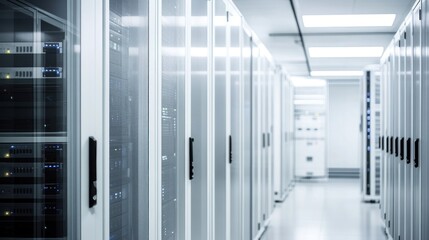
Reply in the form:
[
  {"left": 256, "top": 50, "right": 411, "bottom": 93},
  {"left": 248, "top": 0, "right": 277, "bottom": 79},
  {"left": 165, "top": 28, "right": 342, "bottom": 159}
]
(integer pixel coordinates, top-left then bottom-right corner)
[
  {"left": 260, "top": 57, "right": 268, "bottom": 226},
  {"left": 267, "top": 65, "right": 275, "bottom": 216},
  {"left": 107, "top": 0, "right": 150, "bottom": 239},
  {"left": 229, "top": 8, "right": 242, "bottom": 240},
  {"left": 190, "top": 0, "right": 210, "bottom": 239},
  {"left": 251, "top": 42, "right": 261, "bottom": 239},
  {"left": 273, "top": 70, "right": 294, "bottom": 203},
  {"left": 393, "top": 32, "right": 400, "bottom": 240},
  {"left": 411, "top": 4, "right": 422, "bottom": 240},
  {"left": 108, "top": 7, "right": 132, "bottom": 240},
  {"left": 379, "top": 46, "right": 389, "bottom": 230},
  {"left": 214, "top": 0, "right": 230, "bottom": 239},
  {"left": 404, "top": 17, "right": 413, "bottom": 240},
  {"left": 0, "top": 1, "right": 77, "bottom": 238},
  {"left": 273, "top": 72, "right": 285, "bottom": 202},
  {"left": 160, "top": 0, "right": 187, "bottom": 239},
  {"left": 360, "top": 66, "right": 382, "bottom": 202},
  {"left": 240, "top": 23, "right": 253, "bottom": 240},
  {"left": 421, "top": 0, "right": 429, "bottom": 239}
]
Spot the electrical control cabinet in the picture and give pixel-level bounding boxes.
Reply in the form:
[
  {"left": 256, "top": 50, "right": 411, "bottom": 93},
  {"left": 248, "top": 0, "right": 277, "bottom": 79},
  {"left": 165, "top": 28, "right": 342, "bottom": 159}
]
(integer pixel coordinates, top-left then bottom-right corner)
[
  {"left": 360, "top": 66, "right": 382, "bottom": 202},
  {"left": 294, "top": 85, "right": 327, "bottom": 179}
]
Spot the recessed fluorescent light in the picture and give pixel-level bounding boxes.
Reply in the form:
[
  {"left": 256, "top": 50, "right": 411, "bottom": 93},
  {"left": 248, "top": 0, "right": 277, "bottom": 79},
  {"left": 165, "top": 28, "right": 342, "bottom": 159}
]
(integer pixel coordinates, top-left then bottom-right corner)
[
  {"left": 311, "top": 71, "right": 363, "bottom": 77},
  {"left": 290, "top": 77, "right": 326, "bottom": 87},
  {"left": 303, "top": 14, "right": 396, "bottom": 27},
  {"left": 309, "top": 47, "right": 384, "bottom": 58}
]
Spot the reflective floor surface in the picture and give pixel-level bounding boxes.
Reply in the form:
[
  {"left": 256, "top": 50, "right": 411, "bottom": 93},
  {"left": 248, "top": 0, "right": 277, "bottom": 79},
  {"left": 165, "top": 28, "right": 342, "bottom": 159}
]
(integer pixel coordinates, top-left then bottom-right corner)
[{"left": 262, "top": 179, "right": 387, "bottom": 240}]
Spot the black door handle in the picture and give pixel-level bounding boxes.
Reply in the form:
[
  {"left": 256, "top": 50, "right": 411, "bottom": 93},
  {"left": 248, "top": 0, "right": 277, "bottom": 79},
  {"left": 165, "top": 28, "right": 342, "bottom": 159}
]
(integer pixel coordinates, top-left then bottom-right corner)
[
  {"left": 395, "top": 137, "right": 399, "bottom": 157},
  {"left": 89, "top": 137, "right": 97, "bottom": 208},
  {"left": 379, "top": 137, "right": 381, "bottom": 149},
  {"left": 229, "top": 135, "right": 232, "bottom": 164},
  {"left": 189, "top": 137, "right": 195, "bottom": 180},
  {"left": 400, "top": 138, "right": 404, "bottom": 160},
  {"left": 406, "top": 138, "right": 411, "bottom": 164},
  {"left": 386, "top": 136, "right": 389, "bottom": 153},
  {"left": 382, "top": 136, "right": 384, "bottom": 150},
  {"left": 390, "top": 137, "right": 394, "bottom": 155},
  {"left": 414, "top": 139, "right": 420, "bottom": 168},
  {"left": 267, "top": 133, "right": 270, "bottom": 147},
  {"left": 262, "top": 133, "right": 266, "bottom": 148}
]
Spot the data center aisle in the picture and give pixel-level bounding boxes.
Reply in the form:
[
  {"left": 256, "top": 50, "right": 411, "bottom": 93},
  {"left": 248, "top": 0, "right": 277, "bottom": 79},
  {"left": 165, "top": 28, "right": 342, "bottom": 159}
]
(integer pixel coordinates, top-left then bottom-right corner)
[{"left": 262, "top": 179, "right": 386, "bottom": 240}]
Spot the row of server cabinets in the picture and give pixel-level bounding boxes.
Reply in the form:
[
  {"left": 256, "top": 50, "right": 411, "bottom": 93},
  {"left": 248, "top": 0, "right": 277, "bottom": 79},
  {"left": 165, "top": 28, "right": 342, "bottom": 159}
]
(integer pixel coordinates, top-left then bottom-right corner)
[
  {"left": 379, "top": 0, "right": 429, "bottom": 239},
  {"left": 0, "top": 0, "right": 295, "bottom": 239}
]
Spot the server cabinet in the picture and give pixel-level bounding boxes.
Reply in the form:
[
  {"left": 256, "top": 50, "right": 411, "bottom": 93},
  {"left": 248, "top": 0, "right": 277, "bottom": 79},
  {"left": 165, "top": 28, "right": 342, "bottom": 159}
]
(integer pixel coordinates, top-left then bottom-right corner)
[
  {"left": 0, "top": 0, "right": 83, "bottom": 238},
  {"left": 384, "top": 41, "right": 395, "bottom": 238},
  {"left": 379, "top": 51, "right": 388, "bottom": 228},
  {"left": 385, "top": 53, "right": 391, "bottom": 232},
  {"left": 287, "top": 78, "right": 295, "bottom": 189},
  {"left": 260, "top": 58, "right": 268, "bottom": 225},
  {"left": 412, "top": 4, "right": 422, "bottom": 240},
  {"left": 384, "top": 37, "right": 394, "bottom": 238},
  {"left": 404, "top": 18, "right": 413, "bottom": 240},
  {"left": 251, "top": 43, "right": 262, "bottom": 238},
  {"left": 214, "top": 0, "right": 229, "bottom": 239},
  {"left": 421, "top": 1, "right": 429, "bottom": 240},
  {"left": 266, "top": 65, "right": 277, "bottom": 216},
  {"left": 241, "top": 26, "right": 252, "bottom": 240},
  {"left": 389, "top": 38, "right": 397, "bottom": 238},
  {"left": 106, "top": 0, "right": 150, "bottom": 239},
  {"left": 160, "top": 0, "right": 187, "bottom": 239},
  {"left": 274, "top": 72, "right": 286, "bottom": 202},
  {"left": 360, "top": 66, "right": 381, "bottom": 202},
  {"left": 397, "top": 26, "right": 407, "bottom": 240},
  {"left": 392, "top": 35, "right": 400, "bottom": 240},
  {"left": 228, "top": 7, "right": 243, "bottom": 240},
  {"left": 190, "top": 0, "right": 210, "bottom": 239}
]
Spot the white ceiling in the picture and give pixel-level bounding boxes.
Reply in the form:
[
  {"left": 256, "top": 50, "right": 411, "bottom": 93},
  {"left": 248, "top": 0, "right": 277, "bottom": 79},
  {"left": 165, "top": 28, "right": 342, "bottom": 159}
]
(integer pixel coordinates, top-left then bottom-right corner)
[{"left": 233, "top": 0, "right": 415, "bottom": 78}]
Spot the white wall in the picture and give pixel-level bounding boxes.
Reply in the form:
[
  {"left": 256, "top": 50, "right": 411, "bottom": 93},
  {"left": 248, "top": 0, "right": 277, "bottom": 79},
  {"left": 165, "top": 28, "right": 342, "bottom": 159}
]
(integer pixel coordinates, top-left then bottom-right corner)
[{"left": 327, "top": 81, "right": 361, "bottom": 169}]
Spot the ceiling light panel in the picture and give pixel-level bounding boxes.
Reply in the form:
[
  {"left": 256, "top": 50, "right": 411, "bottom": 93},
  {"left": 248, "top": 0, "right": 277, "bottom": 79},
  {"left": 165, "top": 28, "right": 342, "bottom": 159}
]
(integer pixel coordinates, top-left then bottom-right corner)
[
  {"left": 308, "top": 47, "right": 384, "bottom": 58},
  {"left": 302, "top": 14, "right": 396, "bottom": 28},
  {"left": 290, "top": 77, "right": 327, "bottom": 87},
  {"left": 311, "top": 71, "right": 363, "bottom": 77}
]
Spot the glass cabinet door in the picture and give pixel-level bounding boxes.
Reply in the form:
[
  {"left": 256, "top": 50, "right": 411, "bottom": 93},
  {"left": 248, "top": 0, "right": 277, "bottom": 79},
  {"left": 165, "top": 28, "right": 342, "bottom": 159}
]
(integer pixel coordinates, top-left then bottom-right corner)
[
  {"left": 161, "top": 0, "right": 186, "bottom": 239},
  {"left": 241, "top": 31, "right": 252, "bottom": 240},
  {"left": 214, "top": 0, "right": 228, "bottom": 239},
  {"left": 108, "top": 0, "right": 149, "bottom": 239},
  {"left": 0, "top": 0, "right": 79, "bottom": 238},
  {"left": 229, "top": 10, "right": 242, "bottom": 240},
  {"left": 190, "top": 0, "right": 209, "bottom": 239}
]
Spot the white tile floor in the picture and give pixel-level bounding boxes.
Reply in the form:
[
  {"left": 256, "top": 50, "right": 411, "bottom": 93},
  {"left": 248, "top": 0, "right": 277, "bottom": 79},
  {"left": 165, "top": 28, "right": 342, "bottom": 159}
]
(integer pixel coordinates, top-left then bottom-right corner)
[{"left": 261, "top": 179, "right": 388, "bottom": 240}]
